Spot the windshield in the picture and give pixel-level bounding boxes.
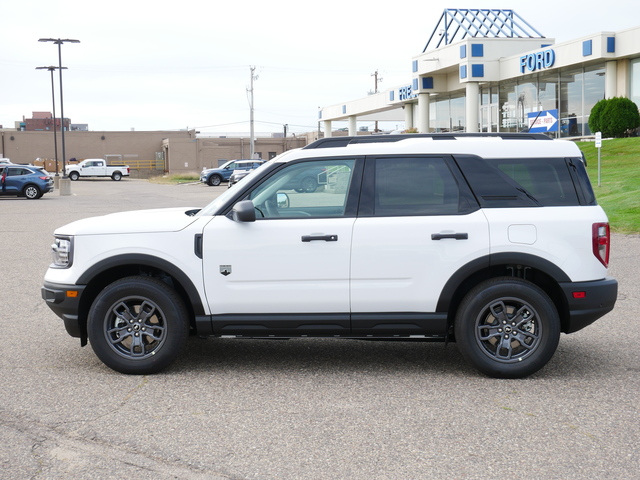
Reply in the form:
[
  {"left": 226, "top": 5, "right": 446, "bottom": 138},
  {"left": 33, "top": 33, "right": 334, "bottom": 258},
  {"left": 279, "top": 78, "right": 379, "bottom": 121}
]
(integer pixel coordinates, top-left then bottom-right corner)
[{"left": 197, "top": 161, "right": 272, "bottom": 216}]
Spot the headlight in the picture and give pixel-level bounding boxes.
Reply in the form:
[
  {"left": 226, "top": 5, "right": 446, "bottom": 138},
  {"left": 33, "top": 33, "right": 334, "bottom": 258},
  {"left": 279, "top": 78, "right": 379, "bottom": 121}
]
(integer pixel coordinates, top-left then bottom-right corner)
[{"left": 51, "top": 236, "right": 73, "bottom": 268}]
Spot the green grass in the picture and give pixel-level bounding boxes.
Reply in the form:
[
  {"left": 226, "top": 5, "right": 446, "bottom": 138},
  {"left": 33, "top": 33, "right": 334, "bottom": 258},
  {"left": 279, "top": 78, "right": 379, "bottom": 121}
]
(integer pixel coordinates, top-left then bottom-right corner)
[
  {"left": 576, "top": 137, "right": 640, "bottom": 234},
  {"left": 149, "top": 173, "right": 200, "bottom": 184}
]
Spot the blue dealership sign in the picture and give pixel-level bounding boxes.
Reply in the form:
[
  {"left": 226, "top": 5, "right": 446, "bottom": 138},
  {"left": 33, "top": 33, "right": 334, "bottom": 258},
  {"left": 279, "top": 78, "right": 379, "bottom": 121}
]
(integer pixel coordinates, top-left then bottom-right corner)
[{"left": 528, "top": 109, "right": 559, "bottom": 132}]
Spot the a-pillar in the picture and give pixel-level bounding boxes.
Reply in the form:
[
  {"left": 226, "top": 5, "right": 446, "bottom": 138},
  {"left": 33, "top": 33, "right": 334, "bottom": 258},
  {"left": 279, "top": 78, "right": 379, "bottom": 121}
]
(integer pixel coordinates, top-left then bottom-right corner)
[
  {"left": 418, "top": 93, "right": 430, "bottom": 133},
  {"left": 465, "top": 82, "right": 480, "bottom": 133},
  {"left": 324, "top": 120, "right": 332, "bottom": 137},
  {"left": 605, "top": 60, "right": 617, "bottom": 99},
  {"left": 348, "top": 116, "right": 357, "bottom": 136}
]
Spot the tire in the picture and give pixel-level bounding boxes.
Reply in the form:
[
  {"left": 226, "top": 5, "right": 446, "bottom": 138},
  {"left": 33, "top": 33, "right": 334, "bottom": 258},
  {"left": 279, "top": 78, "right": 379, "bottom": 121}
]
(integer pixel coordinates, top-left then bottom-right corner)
[
  {"left": 69, "top": 171, "right": 80, "bottom": 181},
  {"left": 208, "top": 174, "right": 222, "bottom": 186},
  {"left": 300, "top": 176, "right": 318, "bottom": 193},
  {"left": 87, "top": 276, "right": 189, "bottom": 374},
  {"left": 23, "top": 184, "right": 42, "bottom": 199},
  {"left": 111, "top": 171, "right": 122, "bottom": 181},
  {"left": 454, "top": 277, "right": 560, "bottom": 379}
]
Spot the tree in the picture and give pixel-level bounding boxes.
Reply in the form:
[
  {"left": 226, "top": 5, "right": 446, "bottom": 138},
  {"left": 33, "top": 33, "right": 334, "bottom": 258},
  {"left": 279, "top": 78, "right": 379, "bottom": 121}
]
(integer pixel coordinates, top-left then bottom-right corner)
[{"left": 589, "top": 97, "right": 640, "bottom": 137}]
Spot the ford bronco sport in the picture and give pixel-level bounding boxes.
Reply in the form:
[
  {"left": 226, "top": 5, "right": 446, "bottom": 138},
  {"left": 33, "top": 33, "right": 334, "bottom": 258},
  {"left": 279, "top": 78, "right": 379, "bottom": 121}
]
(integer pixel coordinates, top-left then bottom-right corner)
[{"left": 41, "top": 133, "right": 618, "bottom": 378}]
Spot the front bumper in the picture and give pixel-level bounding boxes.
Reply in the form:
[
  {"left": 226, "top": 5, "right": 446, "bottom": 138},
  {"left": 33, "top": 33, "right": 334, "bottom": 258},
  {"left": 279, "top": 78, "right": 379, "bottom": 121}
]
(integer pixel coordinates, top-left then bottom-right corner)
[
  {"left": 41, "top": 281, "right": 87, "bottom": 338},
  {"left": 560, "top": 276, "right": 618, "bottom": 333}
]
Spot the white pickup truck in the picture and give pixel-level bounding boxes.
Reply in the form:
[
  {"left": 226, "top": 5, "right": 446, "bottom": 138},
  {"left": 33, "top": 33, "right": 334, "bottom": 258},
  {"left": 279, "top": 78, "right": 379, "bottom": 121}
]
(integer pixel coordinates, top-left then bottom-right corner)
[{"left": 65, "top": 159, "right": 130, "bottom": 181}]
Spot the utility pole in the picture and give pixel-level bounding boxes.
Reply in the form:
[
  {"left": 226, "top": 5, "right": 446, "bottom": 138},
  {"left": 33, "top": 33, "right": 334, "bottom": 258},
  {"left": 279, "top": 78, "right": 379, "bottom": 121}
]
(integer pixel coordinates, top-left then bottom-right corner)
[
  {"left": 248, "top": 66, "right": 258, "bottom": 159},
  {"left": 372, "top": 70, "right": 383, "bottom": 132},
  {"left": 371, "top": 70, "right": 382, "bottom": 94}
]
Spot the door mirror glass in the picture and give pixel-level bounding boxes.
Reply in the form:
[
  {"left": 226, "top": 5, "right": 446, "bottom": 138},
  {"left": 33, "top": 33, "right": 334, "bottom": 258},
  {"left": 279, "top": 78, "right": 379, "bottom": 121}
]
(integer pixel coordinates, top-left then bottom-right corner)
[{"left": 276, "top": 192, "right": 289, "bottom": 208}]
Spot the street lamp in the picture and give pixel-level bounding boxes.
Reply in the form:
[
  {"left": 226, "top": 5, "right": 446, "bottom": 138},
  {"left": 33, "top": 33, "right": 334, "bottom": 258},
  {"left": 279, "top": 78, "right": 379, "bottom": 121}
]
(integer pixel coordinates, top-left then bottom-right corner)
[
  {"left": 36, "top": 65, "right": 66, "bottom": 177},
  {"left": 38, "top": 38, "right": 80, "bottom": 178}
]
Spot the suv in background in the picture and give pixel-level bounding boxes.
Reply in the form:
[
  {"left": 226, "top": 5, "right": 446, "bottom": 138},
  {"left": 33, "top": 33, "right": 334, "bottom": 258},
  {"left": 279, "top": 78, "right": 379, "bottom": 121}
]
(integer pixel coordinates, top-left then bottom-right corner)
[
  {"left": 200, "top": 160, "right": 264, "bottom": 186},
  {"left": 42, "top": 134, "right": 617, "bottom": 378},
  {"left": 228, "top": 160, "right": 265, "bottom": 188},
  {"left": 1, "top": 164, "right": 54, "bottom": 199}
]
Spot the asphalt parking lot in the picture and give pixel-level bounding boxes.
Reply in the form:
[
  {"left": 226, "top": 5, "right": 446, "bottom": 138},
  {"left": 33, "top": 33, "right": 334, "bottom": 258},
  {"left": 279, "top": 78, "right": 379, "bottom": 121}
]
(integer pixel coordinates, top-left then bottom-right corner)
[{"left": 1, "top": 178, "right": 638, "bottom": 479}]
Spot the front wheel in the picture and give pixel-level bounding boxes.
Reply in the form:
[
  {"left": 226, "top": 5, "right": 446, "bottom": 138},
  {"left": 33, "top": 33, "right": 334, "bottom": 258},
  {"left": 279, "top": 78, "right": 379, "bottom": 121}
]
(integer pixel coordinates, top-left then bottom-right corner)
[
  {"left": 111, "top": 171, "right": 122, "bottom": 181},
  {"left": 69, "top": 171, "right": 80, "bottom": 181},
  {"left": 454, "top": 277, "right": 560, "bottom": 379},
  {"left": 207, "top": 174, "right": 222, "bottom": 186},
  {"left": 87, "top": 276, "right": 189, "bottom": 374}
]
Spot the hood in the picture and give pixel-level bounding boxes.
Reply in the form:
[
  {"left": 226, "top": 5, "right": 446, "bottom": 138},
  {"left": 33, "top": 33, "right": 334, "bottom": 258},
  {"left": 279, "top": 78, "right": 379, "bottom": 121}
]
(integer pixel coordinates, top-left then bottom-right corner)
[{"left": 55, "top": 207, "right": 202, "bottom": 236}]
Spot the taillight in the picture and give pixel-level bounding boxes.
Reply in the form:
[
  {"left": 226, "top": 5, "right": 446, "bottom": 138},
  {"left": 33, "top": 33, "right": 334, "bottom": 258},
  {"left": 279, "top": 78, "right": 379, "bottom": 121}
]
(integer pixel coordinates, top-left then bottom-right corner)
[{"left": 592, "top": 223, "right": 610, "bottom": 268}]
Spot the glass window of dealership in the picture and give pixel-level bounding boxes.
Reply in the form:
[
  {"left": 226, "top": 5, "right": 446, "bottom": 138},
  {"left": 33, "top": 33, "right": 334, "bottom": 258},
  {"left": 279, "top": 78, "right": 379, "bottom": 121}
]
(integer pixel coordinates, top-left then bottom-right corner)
[
  {"left": 430, "top": 55, "right": 640, "bottom": 137},
  {"left": 428, "top": 59, "right": 640, "bottom": 136}
]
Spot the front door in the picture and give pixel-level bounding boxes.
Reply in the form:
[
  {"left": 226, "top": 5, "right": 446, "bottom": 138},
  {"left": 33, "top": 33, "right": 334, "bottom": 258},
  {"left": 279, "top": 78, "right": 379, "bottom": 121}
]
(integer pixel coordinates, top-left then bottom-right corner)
[{"left": 201, "top": 158, "right": 361, "bottom": 335}]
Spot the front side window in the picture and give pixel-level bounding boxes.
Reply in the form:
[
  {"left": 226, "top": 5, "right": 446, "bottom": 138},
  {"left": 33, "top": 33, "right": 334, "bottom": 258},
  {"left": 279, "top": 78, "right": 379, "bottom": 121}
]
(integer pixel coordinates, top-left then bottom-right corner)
[{"left": 248, "top": 159, "right": 356, "bottom": 219}]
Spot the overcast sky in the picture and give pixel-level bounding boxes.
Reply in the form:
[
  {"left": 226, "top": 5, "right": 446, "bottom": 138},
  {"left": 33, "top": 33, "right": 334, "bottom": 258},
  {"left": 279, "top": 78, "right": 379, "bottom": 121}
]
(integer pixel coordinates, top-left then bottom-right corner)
[{"left": 1, "top": 0, "right": 639, "bottom": 135}]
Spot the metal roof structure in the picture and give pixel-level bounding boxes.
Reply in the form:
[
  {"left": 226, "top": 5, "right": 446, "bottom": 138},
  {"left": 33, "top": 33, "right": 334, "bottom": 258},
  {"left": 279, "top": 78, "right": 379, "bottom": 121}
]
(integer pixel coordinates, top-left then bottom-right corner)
[{"left": 423, "top": 9, "right": 545, "bottom": 52}]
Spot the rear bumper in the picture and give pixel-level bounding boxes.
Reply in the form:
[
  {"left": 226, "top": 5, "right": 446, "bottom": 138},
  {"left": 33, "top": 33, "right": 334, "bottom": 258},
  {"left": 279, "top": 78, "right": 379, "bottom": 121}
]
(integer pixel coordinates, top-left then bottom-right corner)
[
  {"left": 41, "top": 281, "right": 86, "bottom": 338},
  {"left": 560, "top": 276, "right": 618, "bottom": 333}
]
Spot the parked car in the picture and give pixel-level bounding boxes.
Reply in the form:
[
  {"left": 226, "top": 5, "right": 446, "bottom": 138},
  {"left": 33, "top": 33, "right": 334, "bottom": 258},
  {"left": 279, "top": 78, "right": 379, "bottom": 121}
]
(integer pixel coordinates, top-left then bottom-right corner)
[
  {"left": 42, "top": 133, "right": 617, "bottom": 378},
  {"left": 0, "top": 164, "right": 54, "bottom": 199},
  {"left": 228, "top": 160, "right": 265, "bottom": 188},
  {"left": 65, "top": 159, "right": 130, "bottom": 181},
  {"left": 200, "top": 160, "right": 263, "bottom": 186}
]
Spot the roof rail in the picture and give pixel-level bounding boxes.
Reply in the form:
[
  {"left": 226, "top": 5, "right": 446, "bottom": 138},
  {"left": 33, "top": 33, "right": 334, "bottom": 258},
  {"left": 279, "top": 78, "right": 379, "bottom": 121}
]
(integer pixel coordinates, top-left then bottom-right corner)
[{"left": 304, "top": 133, "right": 553, "bottom": 149}]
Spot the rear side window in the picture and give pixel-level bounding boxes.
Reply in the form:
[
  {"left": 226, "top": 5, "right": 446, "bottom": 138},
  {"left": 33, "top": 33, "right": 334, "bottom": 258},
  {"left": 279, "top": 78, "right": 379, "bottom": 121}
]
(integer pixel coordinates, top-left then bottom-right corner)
[{"left": 366, "top": 156, "right": 477, "bottom": 216}]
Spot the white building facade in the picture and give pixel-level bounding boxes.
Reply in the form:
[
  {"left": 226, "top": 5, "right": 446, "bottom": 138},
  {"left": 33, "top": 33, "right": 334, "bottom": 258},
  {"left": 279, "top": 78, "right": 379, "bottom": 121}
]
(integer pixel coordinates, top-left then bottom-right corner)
[{"left": 320, "top": 9, "right": 640, "bottom": 138}]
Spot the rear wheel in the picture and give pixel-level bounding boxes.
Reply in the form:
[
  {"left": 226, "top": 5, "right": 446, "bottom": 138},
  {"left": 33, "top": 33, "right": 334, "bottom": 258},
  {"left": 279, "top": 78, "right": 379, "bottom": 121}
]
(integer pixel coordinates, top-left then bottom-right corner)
[
  {"left": 87, "top": 276, "right": 189, "bottom": 374},
  {"left": 111, "top": 171, "right": 122, "bottom": 181},
  {"left": 454, "top": 277, "right": 560, "bottom": 378},
  {"left": 24, "top": 184, "right": 42, "bottom": 199},
  {"left": 300, "top": 176, "right": 318, "bottom": 193}
]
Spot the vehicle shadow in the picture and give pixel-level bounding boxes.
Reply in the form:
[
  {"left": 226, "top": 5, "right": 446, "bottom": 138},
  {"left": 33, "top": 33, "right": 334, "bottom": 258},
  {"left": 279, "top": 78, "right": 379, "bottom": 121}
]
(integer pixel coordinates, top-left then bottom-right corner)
[
  {"left": 171, "top": 334, "right": 616, "bottom": 380},
  {"left": 174, "top": 336, "right": 473, "bottom": 377}
]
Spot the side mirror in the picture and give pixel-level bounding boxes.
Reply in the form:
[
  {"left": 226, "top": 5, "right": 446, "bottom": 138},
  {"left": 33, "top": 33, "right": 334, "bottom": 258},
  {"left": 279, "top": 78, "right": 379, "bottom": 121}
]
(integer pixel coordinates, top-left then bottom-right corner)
[
  {"left": 276, "top": 192, "right": 289, "bottom": 208},
  {"left": 232, "top": 200, "right": 256, "bottom": 222}
]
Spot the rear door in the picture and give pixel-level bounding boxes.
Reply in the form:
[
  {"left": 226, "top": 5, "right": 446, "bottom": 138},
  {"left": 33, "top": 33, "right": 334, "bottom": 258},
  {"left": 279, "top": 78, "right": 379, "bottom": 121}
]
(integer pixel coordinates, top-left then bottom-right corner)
[{"left": 350, "top": 155, "right": 490, "bottom": 333}]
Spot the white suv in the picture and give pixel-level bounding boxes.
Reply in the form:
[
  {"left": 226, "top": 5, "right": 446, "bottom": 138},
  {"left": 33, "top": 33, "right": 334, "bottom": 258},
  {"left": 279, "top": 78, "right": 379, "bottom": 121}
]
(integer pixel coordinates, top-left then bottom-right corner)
[{"left": 41, "top": 134, "right": 618, "bottom": 378}]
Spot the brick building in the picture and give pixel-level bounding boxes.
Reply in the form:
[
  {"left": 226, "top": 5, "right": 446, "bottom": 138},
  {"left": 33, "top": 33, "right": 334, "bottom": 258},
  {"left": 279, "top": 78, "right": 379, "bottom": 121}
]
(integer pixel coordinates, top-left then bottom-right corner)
[{"left": 22, "top": 112, "right": 70, "bottom": 132}]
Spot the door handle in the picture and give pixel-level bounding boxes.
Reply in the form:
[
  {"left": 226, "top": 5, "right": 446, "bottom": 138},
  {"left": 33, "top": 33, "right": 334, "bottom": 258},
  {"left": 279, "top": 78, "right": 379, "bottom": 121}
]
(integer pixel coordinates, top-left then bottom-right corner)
[
  {"left": 431, "top": 233, "right": 468, "bottom": 240},
  {"left": 302, "top": 234, "right": 338, "bottom": 242}
]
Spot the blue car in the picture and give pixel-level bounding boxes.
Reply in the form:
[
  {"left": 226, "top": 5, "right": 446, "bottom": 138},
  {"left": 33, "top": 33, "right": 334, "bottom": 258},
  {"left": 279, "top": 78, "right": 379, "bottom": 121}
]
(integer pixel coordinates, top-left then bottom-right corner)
[
  {"left": 0, "top": 164, "right": 54, "bottom": 199},
  {"left": 200, "top": 160, "right": 263, "bottom": 187}
]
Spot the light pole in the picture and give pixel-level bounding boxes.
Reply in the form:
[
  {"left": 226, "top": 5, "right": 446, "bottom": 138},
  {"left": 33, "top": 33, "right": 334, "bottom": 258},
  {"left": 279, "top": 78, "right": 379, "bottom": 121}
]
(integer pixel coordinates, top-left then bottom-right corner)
[
  {"left": 36, "top": 65, "right": 66, "bottom": 179},
  {"left": 38, "top": 38, "right": 80, "bottom": 183}
]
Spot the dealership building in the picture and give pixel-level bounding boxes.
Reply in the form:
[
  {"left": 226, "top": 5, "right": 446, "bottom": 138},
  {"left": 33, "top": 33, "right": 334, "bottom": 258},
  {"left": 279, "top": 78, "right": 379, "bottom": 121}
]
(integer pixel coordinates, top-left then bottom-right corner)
[{"left": 320, "top": 9, "right": 640, "bottom": 137}]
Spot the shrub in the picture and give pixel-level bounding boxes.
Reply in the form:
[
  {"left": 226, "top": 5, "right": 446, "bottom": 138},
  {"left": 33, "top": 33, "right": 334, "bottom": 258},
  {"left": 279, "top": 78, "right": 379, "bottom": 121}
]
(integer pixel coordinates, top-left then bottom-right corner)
[{"left": 589, "top": 97, "right": 640, "bottom": 138}]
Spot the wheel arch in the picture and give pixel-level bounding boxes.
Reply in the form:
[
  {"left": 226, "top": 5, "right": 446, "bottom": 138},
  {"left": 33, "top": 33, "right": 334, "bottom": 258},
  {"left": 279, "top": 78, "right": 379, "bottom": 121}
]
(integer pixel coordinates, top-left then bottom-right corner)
[
  {"left": 76, "top": 254, "right": 205, "bottom": 340},
  {"left": 437, "top": 253, "right": 571, "bottom": 334}
]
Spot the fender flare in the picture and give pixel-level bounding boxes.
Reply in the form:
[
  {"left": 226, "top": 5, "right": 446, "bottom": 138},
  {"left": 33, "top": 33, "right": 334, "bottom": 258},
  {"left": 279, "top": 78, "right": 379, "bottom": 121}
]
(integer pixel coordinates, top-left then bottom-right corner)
[
  {"left": 77, "top": 253, "right": 205, "bottom": 315},
  {"left": 436, "top": 252, "right": 570, "bottom": 312}
]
